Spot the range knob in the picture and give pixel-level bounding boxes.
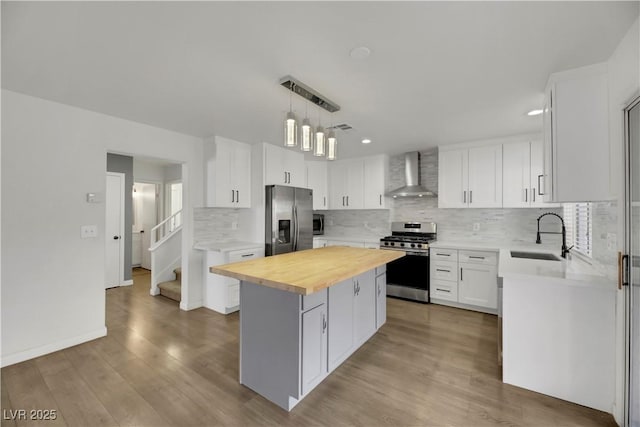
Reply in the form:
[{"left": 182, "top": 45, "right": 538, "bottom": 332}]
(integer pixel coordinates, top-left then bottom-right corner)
[
  {"left": 390, "top": 242, "right": 395, "bottom": 246},
  {"left": 400, "top": 243, "right": 405, "bottom": 247},
  {"left": 411, "top": 243, "right": 416, "bottom": 248},
  {"left": 384, "top": 241, "right": 389, "bottom": 246},
  {"left": 417, "top": 243, "right": 422, "bottom": 248}
]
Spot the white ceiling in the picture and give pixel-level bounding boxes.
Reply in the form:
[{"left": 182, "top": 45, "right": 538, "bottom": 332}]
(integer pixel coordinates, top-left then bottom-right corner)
[{"left": 2, "top": 2, "right": 638, "bottom": 159}]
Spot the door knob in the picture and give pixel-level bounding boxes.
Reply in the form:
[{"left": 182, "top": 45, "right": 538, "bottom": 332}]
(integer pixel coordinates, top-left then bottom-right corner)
[{"left": 113, "top": 236, "right": 120, "bottom": 240}]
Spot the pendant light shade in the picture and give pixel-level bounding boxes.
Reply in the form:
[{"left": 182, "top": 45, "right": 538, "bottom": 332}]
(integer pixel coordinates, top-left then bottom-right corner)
[
  {"left": 327, "top": 129, "right": 337, "bottom": 161},
  {"left": 314, "top": 126, "right": 326, "bottom": 157},
  {"left": 301, "top": 118, "right": 313, "bottom": 152},
  {"left": 284, "top": 111, "right": 298, "bottom": 147}
]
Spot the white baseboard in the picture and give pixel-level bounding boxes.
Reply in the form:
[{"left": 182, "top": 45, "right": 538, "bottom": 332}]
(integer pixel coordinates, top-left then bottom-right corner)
[
  {"left": 180, "top": 299, "right": 203, "bottom": 311},
  {"left": 1, "top": 327, "right": 107, "bottom": 368},
  {"left": 150, "top": 287, "right": 160, "bottom": 296},
  {"left": 121, "top": 279, "right": 133, "bottom": 286}
]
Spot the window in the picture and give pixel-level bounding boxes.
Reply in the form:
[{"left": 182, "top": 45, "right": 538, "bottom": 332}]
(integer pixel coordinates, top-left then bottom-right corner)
[{"left": 563, "top": 203, "right": 592, "bottom": 258}]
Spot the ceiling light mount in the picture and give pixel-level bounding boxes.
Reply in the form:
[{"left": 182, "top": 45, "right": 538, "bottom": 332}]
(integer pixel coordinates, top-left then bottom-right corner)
[{"left": 280, "top": 76, "right": 340, "bottom": 113}]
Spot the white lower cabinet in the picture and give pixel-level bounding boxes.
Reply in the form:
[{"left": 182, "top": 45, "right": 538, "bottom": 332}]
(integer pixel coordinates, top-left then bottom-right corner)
[
  {"left": 313, "top": 238, "right": 328, "bottom": 248},
  {"left": 301, "top": 303, "right": 328, "bottom": 395},
  {"left": 205, "top": 247, "right": 264, "bottom": 314},
  {"left": 375, "top": 270, "right": 387, "bottom": 329},
  {"left": 459, "top": 261, "right": 498, "bottom": 309},
  {"left": 430, "top": 248, "right": 498, "bottom": 313},
  {"left": 328, "top": 270, "right": 378, "bottom": 371}
]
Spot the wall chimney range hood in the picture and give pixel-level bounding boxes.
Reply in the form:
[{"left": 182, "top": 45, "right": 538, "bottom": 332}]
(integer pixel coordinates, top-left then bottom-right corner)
[{"left": 386, "top": 152, "right": 437, "bottom": 198}]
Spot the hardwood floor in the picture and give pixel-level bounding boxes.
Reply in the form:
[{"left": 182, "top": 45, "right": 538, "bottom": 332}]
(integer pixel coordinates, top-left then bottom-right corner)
[{"left": 2, "top": 268, "right": 616, "bottom": 426}]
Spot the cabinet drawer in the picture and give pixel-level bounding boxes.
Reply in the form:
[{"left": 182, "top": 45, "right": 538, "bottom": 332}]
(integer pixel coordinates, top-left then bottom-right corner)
[
  {"left": 375, "top": 264, "right": 386, "bottom": 276},
  {"left": 302, "top": 289, "right": 327, "bottom": 311},
  {"left": 459, "top": 250, "right": 497, "bottom": 265},
  {"left": 228, "top": 248, "right": 265, "bottom": 263},
  {"left": 431, "top": 280, "right": 458, "bottom": 302},
  {"left": 431, "top": 248, "right": 458, "bottom": 262},
  {"left": 431, "top": 260, "right": 457, "bottom": 282}
]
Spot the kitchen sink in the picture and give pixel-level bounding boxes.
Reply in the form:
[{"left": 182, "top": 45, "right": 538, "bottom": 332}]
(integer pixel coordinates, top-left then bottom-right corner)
[{"left": 510, "top": 251, "right": 561, "bottom": 261}]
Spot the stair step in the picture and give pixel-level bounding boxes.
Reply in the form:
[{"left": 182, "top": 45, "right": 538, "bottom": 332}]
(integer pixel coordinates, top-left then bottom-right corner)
[{"left": 158, "top": 280, "right": 181, "bottom": 302}]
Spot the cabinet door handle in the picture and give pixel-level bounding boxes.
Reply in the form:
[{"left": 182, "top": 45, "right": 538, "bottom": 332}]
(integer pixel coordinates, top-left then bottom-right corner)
[
  {"left": 354, "top": 281, "right": 357, "bottom": 296},
  {"left": 524, "top": 188, "right": 528, "bottom": 202},
  {"left": 342, "top": 196, "right": 345, "bottom": 206},
  {"left": 236, "top": 190, "right": 239, "bottom": 204},
  {"left": 460, "top": 267, "right": 463, "bottom": 281},
  {"left": 322, "top": 313, "right": 327, "bottom": 333},
  {"left": 436, "top": 288, "right": 451, "bottom": 293},
  {"left": 436, "top": 253, "right": 450, "bottom": 256},
  {"left": 231, "top": 190, "right": 235, "bottom": 203},
  {"left": 378, "top": 284, "right": 381, "bottom": 295},
  {"left": 284, "top": 171, "right": 288, "bottom": 183},
  {"left": 241, "top": 253, "right": 254, "bottom": 258},
  {"left": 346, "top": 196, "right": 349, "bottom": 206},
  {"left": 463, "top": 191, "right": 466, "bottom": 203},
  {"left": 470, "top": 190, "right": 473, "bottom": 204},
  {"left": 538, "top": 175, "right": 544, "bottom": 195},
  {"left": 532, "top": 187, "right": 536, "bottom": 202},
  {"left": 469, "top": 256, "right": 485, "bottom": 260},
  {"left": 436, "top": 269, "right": 450, "bottom": 272},
  {"left": 324, "top": 196, "right": 326, "bottom": 207},
  {"left": 379, "top": 194, "right": 382, "bottom": 206}
]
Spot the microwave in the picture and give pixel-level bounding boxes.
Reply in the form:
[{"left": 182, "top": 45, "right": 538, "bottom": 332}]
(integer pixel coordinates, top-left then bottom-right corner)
[{"left": 313, "top": 214, "right": 324, "bottom": 235}]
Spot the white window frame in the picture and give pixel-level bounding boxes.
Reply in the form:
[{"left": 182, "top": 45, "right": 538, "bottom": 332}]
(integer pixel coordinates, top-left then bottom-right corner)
[{"left": 563, "top": 202, "right": 592, "bottom": 258}]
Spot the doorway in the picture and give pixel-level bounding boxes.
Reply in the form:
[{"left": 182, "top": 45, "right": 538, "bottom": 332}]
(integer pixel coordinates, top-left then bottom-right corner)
[
  {"left": 132, "top": 182, "right": 160, "bottom": 270},
  {"left": 105, "top": 172, "right": 125, "bottom": 288}
]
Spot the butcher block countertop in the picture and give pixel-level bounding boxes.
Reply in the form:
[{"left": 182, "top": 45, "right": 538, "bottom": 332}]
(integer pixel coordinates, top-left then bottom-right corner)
[{"left": 211, "top": 246, "right": 404, "bottom": 295}]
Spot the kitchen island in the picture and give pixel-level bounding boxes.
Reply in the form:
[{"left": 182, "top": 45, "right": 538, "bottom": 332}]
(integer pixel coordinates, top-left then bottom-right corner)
[{"left": 211, "top": 246, "right": 404, "bottom": 411}]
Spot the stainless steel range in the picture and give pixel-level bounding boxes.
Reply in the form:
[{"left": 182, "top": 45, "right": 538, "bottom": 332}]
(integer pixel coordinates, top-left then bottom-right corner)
[{"left": 380, "top": 222, "right": 437, "bottom": 303}]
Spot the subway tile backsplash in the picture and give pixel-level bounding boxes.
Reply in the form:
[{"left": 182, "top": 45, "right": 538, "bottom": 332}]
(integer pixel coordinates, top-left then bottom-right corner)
[{"left": 194, "top": 207, "right": 243, "bottom": 244}]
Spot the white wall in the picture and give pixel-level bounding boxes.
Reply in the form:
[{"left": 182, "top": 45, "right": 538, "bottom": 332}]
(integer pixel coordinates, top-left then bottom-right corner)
[
  {"left": 1, "top": 90, "right": 205, "bottom": 367},
  {"left": 606, "top": 17, "right": 640, "bottom": 424},
  {"left": 133, "top": 158, "right": 166, "bottom": 183}
]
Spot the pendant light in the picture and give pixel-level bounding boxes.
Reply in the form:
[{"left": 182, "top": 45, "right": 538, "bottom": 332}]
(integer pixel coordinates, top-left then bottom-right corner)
[
  {"left": 301, "top": 101, "right": 313, "bottom": 152},
  {"left": 313, "top": 108, "right": 326, "bottom": 157},
  {"left": 327, "top": 128, "right": 337, "bottom": 161},
  {"left": 284, "top": 89, "right": 298, "bottom": 147}
]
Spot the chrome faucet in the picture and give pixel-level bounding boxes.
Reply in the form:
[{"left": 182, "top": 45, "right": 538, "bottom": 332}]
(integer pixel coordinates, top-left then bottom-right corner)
[{"left": 535, "top": 212, "right": 571, "bottom": 259}]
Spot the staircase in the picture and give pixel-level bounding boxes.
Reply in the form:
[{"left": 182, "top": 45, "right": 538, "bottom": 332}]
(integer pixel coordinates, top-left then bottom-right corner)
[{"left": 158, "top": 267, "right": 181, "bottom": 302}]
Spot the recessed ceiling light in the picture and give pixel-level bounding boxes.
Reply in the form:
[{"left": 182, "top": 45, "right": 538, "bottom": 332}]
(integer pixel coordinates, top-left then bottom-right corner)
[
  {"left": 350, "top": 46, "right": 371, "bottom": 60},
  {"left": 527, "top": 109, "right": 543, "bottom": 116},
  {"left": 362, "top": 138, "right": 372, "bottom": 144}
]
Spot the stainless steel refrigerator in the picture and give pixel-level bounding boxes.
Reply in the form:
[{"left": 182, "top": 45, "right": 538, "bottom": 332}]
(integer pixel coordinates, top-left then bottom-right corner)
[{"left": 265, "top": 185, "right": 313, "bottom": 256}]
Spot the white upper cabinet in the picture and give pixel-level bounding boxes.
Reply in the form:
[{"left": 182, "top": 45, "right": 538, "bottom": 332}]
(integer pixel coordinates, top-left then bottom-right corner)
[
  {"left": 438, "top": 144, "right": 502, "bottom": 208},
  {"left": 438, "top": 149, "right": 468, "bottom": 208},
  {"left": 363, "top": 155, "right": 389, "bottom": 209},
  {"left": 264, "top": 143, "right": 306, "bottom": 187},
  {"left": 205, "top": 136, "right": 251, "bottom": 208},
  {"left": 503, "top": 141, "right": 531, "bottom": 208},
  {"left": 306, "top": 161, "right": 328, "bottom": 210},
  {"left": 328, "top": 158, "right": 364, "bottom": 209},
  {"left": 503, "top": 140, "right": 561, "bottom": 208},
  {"left": 543, "top": 62, "right": 610, "bottom": 203},
  {"left": 468, "top": 145, "right": 502, "bottom": 207}
]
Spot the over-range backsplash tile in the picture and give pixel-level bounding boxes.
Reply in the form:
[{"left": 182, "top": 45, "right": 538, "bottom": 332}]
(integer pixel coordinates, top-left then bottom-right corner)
[
  {"left": 320, "top": 210, "right": 391, "bottom": 239},
  {"left": 194, "top": 207, "right": 242, "bottom": 244},
  {"left": 391, "top": 199, "right": 563, "bottom": 248}
]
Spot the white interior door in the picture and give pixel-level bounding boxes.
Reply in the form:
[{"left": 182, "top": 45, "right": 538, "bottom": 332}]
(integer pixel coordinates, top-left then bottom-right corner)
[
  {"left": 105, "top": 172, "right": 125, "bottom": 288},
  {"left": 625, "top": 96, "right": 640, "bottom": 427}
]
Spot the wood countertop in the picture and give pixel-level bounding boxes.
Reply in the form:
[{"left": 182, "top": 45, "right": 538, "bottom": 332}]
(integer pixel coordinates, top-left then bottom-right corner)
[{"left": 210, "top": 246, "right": 404, "bottom": 295}]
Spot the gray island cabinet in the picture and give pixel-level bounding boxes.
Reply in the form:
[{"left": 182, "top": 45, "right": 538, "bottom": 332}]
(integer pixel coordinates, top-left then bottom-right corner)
[{"left": 211, "top": 246, "right": 402, "bottom": 411}]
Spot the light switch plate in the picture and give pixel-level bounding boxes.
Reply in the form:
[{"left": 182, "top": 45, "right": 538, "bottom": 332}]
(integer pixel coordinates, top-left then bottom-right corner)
[
  {"left": 473, "top": 223, "right": 480, "bottom": 231},
  {"left": 81, "top": 225, "right": 98, "bottom": 238}
]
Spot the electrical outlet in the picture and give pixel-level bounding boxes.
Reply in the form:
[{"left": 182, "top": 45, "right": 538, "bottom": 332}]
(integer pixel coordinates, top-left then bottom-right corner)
[
  {"left": 473, "top": 223, "right": 480, "bottom": 231},
  {"left": 81, "top": 225, "right": 97, "bottom": 238},
  {"left": 607, "top": 233, "right": 617, "bottom": 250},
  {"left": 231, "top": 222, "right": 238, "bottom": 230}
]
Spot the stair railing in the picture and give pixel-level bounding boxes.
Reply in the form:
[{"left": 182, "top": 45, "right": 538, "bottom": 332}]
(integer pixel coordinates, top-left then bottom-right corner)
[{"left": 150, "top": 209, "right": 182, "bottom": 251}]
